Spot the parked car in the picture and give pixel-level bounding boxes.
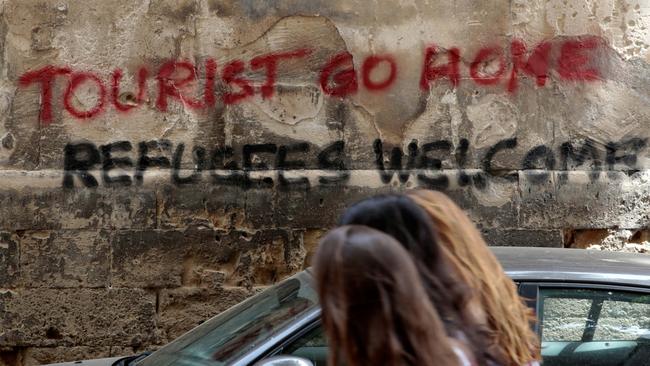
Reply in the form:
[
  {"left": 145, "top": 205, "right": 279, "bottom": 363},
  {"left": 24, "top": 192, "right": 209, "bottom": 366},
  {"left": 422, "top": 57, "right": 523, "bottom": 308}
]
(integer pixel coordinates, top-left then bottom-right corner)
[{"left": 48, "top": 247, "right": 650, "bottom": 366}]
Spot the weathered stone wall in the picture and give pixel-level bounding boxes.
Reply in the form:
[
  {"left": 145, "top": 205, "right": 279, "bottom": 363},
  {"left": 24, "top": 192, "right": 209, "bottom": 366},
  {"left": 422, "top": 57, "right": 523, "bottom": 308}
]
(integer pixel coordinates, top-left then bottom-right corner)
[{"left": 0, "top": 0, "right": 648, "bottom": 364}]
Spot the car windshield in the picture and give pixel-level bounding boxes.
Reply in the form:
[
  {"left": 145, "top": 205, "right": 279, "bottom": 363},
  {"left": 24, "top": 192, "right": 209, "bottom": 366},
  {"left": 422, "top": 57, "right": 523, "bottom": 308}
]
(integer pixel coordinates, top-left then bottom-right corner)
[{"left": 138, "top": 271, "right": 318, "bottom": 366}]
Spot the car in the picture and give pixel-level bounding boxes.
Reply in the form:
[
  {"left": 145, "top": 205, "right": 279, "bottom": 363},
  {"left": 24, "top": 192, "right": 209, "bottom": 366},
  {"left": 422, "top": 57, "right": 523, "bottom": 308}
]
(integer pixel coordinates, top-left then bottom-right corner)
[{"left": 47, "top": 247, "right": 650, "bottom": 366}]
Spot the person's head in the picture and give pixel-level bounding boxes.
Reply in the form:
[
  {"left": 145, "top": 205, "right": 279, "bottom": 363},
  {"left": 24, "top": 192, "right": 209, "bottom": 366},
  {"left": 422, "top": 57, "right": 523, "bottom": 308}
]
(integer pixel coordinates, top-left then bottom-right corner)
[
  {"left": 407, "top": 190, "right": 540, "bottom": 365},
  {"left": 313, "top": 225, "right": 461, "bottom": 366},
  {"left": 338, "top": 195, "right": 478, "bottom": 325},
  {"left": 339, "top": 194, "right": 443, "bottom": 273}
]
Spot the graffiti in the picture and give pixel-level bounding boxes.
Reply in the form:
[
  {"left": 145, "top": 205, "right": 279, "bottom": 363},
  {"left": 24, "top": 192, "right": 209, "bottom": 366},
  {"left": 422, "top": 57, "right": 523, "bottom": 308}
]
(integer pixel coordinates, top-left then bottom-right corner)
[
  {"left": 63, "top": 139, "right": 350, "bottom": 189},
  {"left": 62, "top": 136, "right": 646, "bottom": 190},
  {"left": 20, "top": 37, "right": 604, "bottom": 124}
]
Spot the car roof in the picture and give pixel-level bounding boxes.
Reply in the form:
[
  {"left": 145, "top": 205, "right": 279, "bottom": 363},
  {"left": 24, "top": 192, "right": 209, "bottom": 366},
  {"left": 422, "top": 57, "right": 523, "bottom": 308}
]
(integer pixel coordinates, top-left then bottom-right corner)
[{"left": 492, "top": 247, "right": 650, "bottom": 288}]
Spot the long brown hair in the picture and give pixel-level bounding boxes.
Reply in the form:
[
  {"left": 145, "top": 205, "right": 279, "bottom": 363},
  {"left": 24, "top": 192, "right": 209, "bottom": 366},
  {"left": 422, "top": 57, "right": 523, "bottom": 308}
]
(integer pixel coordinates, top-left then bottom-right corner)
[
  {"left": 313, "top": 225, "right": 462, "bottom": 366},
  {"left": 338, "top": 194, "right": 489, "bottom": 363},
  {"left": 408, "top": 190, "right": 540, "bottom": 365}
]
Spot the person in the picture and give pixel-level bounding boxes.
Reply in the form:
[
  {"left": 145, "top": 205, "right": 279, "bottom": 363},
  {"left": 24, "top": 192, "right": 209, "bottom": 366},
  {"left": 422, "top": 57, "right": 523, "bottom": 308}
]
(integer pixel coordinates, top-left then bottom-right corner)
[
  {"left": 313, "top": 225, "right": 474, "bottom": 366},
  {"left": 407, "top": 190, "right": 540, "bottom": 366},
  {"left": 338, "top": 194, "right": 490, "bottom": 364}
]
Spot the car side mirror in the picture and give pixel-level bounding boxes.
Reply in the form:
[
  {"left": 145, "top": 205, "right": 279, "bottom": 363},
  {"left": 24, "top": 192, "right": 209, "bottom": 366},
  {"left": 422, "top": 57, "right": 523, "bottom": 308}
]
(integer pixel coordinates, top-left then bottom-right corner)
[{"left": 253, "top": 356, "right": 315, "bottom": 366}]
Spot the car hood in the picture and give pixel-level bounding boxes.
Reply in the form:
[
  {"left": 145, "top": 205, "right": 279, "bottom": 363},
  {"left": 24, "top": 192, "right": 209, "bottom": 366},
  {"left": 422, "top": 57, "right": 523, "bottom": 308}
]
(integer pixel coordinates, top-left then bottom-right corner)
[{"left": 44, "top": 356, "right": 124, "bottom": 366}]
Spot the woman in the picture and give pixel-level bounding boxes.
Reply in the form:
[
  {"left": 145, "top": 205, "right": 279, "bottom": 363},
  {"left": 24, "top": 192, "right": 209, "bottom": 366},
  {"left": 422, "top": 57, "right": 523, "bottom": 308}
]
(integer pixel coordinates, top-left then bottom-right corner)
[
  {"left": 339, "top": 194, "right": 490, "bottom": 363},
  {"left": 407, "top": 190, "right": 539, "bottom": 366},
  {"left": 313, "top": 225, "right": 473, "bottom": 366}
]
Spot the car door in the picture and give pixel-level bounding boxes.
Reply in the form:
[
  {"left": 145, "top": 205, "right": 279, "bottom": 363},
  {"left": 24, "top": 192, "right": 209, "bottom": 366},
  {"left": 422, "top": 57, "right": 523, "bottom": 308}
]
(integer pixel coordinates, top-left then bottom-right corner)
[
  {"left": 267, "top": 283, "right": 650, "bottom": 366},
  {"left": 524, "top": 283, "right": 650, "bottom": 366}
]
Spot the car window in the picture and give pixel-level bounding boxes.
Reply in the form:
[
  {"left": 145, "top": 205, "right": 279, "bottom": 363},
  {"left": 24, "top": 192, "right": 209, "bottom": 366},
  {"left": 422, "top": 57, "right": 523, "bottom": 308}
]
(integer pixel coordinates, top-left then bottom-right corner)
[
  {"left": 594, "top": 299, "right": 650, "bottom": 341},
  {"left": 283, "top": 326, "right": 330, "bottom": 366},
  {"left": 279, "top": 286, "right": 650, "bottom": 366},
  {"left": 541, "top": 296, "right": 593, "bottom": 341},
  {"left": 539, "top": 288, "right": 650, "bottom": 366}
]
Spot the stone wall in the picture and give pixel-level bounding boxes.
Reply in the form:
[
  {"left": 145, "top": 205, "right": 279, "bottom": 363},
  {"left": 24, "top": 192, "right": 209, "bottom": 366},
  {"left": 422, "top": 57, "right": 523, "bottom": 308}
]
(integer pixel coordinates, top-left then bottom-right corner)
[{"left": 0, "top": 0, "right": 649, "bottom": 364}]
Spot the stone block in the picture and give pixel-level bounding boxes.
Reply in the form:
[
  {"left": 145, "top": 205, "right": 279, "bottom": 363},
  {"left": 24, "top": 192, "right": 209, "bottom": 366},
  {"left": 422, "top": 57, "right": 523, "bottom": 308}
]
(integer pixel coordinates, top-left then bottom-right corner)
[
  {"left": 228, "top": 229, "right": 305, "bottom": 287},
  {"left": 302, "top": 229, "right": 326, "bottom": 268},
  {"left": 519, "top": 170, "right": 650, "bottom": 229},
  {"left": 158, "top": 287, "right": 254, "bottom": 342},
  {"left": 551, "top": 79, "right": 650, "bottom": 172},
  {"left": 3, "top": 86, "right": 42, "bottom": 170},
  {"left": 564, "top": 229, "right": 613, "bottom": 249},
  {"left": 482, "top": 229, "right": 564, "bottom": 248},
  {"left": 267, "top": 171, "right": 520, "bottom": 230},
  {"left": 0, "top": 288, "right": 158, "bottom": 347},
  {"left": 111, "top": 228, "right": 305, "bottom": 288},
  {"left": 227, "top": 130, "right": 330, "bottom": 171},
  {"left": 520, "top": 170, "right": 601, "bottom": 229},
  {"left": 457, "top": 89, "right": 555, "bottom": 172},
  {"left": 110, "top": 230, "right": 187, "bottom": 288},
  {"left": 0, "top": 187, "right": 156, "bottom": 230},
  {"left": 0, "top": 233, "right": 19, "bottom": 288},
  {"left": 242, "top": 189, "right": 276, "bottom": 229},
  {"left": 20, "top": 230, "right": 110, "bottom": 288},
  {"left": 157, "top": 183, "right": 267, "bottom": 230},
  {"left": 148, "top": 0, "right": 198, "bottom": 22},
  {"left": 441, "top": 172, "right": 520, "bottom": 229},
  {"left": 608, "top": 171, "right": 650, "bottom": 229},
  {"left": 2, "top": 1, "right": 62, "bottom": 171},
  {"left": 273, "top": 184, "right": 394, "bottom": 229}
]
